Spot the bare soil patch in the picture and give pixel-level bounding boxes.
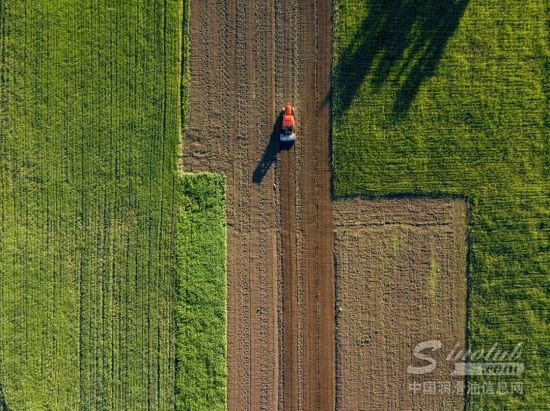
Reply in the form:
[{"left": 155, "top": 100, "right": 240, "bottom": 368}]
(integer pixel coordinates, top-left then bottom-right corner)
[{"left": 334, "top": 198, "right": 467, "bottom": 410}]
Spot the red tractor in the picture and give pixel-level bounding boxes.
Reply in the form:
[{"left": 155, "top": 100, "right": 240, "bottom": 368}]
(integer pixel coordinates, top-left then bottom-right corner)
[{"left": 280, "top": 104, "right": 296, "bottom": 142}]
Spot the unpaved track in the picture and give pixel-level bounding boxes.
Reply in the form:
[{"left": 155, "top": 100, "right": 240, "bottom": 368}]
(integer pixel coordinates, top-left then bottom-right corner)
[
  {"left": 183, "top": 0, "right": 334, "bottom": 409},
  {"left": 279, "top": 0, "right": 334, "bottom": 410}
]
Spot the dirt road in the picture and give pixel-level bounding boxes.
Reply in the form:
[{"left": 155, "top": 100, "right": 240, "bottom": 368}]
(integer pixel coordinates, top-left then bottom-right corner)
[
  {"left": 183, "top": 0, "right": 334, "bottom": 409},
  {"left": 278, "top": 0, "right": 334, "bottom": 410}
]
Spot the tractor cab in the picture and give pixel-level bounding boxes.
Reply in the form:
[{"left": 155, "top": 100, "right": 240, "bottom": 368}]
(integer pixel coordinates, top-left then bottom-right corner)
[{"left": 280, "top": 104, "right": 296, "bottom": 142}]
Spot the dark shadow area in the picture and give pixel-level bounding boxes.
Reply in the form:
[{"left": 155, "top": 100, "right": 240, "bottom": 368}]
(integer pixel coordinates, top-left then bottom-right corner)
[
  {"left": 253, "top": 112, "right": 293, "bottom": 184},
  {"left": 334, "top": 0, "right": 468, "bottom": 120},
  {"left": 0, "top": 385, "right": 11, "bottom": 411}
]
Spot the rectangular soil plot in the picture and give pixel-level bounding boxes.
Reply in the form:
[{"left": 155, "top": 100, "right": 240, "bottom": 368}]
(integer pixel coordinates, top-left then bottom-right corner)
[{"left": 334, "top": 198, "right": 467, "bottom": 410}]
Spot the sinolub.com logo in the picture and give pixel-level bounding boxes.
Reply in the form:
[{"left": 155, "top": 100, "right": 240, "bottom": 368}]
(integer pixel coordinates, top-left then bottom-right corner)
[
  {"left": 406, "top": 340, "right": 525, "bottom": 397},
  {"left": 407, "top": 340, "right": 524, "bottom": 376}
]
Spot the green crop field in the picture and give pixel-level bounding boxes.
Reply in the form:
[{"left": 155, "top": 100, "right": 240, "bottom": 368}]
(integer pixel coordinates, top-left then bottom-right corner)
[
  {"left": 176, "top": 173, "right": 227, "bottom": 411},
  {"left": 0, "top": 1, "right": 184, "bottom": 409},
  {"left": 333, "top": 0, "right": 548, "bottom": 409}
]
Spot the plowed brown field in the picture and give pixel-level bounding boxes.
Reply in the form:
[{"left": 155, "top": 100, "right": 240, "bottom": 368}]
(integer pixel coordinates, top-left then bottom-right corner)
[
  {"left": 183, "top": 0, "right": 334, "bottom": 410},
  {"left": 334, "top": 198, "right": 467, "bottom": 410}
]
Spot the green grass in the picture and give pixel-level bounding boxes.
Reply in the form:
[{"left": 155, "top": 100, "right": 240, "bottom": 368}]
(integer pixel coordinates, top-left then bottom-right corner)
[
  {"left": 0, "top": 1, "right": 183, "bottom": 409},
  {"left": 176, "top": 173, "right": 227, "bottom": 411},
  {"left": 333, "top": 0, "right": 548, "bottom": 408}
]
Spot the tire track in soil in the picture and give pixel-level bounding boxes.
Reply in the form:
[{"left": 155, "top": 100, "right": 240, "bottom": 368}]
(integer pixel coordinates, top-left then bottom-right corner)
[
  {"left": 183, "top": 0, "right": 334, "bottom": 409},
  {"left": 279, "top": 0, "right": 335, "bottom": 409}
]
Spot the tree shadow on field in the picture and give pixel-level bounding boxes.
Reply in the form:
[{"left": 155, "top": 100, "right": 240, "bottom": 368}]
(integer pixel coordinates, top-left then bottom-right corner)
[
  {"left": 334, "top": 0, "right": 469, "bottom": 121},
  {"left": 0, "top": 385, "right": 11, "bottom": 411},
  {"left": 253, "top": 112, "right": 292, "bottom": 184}
]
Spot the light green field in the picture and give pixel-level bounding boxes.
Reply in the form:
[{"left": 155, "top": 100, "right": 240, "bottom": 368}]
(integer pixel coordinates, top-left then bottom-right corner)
[
  {"left": 0, "top": 1, "right": 183, "bottom": 409},
  {"left": 333, "top": 0, "right": 548, "bottom": 408},
  {"left": 176, "top": 173, "right": 227, "bottom": 411}
]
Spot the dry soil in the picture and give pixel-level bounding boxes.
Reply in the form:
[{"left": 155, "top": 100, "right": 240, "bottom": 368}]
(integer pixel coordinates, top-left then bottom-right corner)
[
  {"left": 333, "top": 198, "right": 468, "bottom": 410},
  {"left": 183, "top": 0, "right": 334, "bottom": 409}
]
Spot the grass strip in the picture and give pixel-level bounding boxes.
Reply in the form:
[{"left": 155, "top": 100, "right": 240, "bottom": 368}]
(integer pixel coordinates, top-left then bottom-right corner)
[{"left": 176, "top": 173, "right": 227, "bottom": 411}]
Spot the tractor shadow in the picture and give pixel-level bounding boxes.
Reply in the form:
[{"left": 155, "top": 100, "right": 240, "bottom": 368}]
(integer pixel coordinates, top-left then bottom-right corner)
[
  {"left": 252, "top": 111, "right": 293, "bottom": 184},
  {"left": 334, "top": 0, "right": 468, "bottom": 121}
]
